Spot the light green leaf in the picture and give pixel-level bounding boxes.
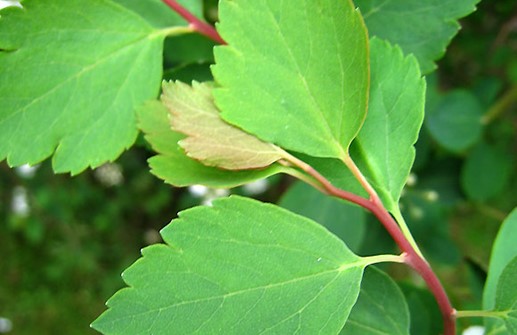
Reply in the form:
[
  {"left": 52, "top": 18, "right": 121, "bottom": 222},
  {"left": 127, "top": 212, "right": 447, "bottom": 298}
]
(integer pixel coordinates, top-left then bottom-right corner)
[
  {"left": 112, "top": 0, "right": 203, "bottom": 28},
  {"left": 0, "top": 0, "right": 166, "bottom": 174},
  {"left": 461, "top": 143, "right": 513, "bottom": 201},
  {"left": 351, "top": 38, "right": 425, "bottom": 213},
  {"left": 279, "top": 180, "right": 366, "bottom": 253},
  {"left": 92, "top": 196, "right": 370, "bottom": 334},
  {"left": 161, "top": 81, "right": 286, "bottom": 170},
  {"left": 138, "top": 100, "right": 287, "bottom": 188},
  {"left": 341, "top": 267, "right": 410, "bottom": 335},
  {"left": 355, "top": 0, "right": 480, "bottom": 73},
  {"left": 212, "top": 0, "right": 369, "bottom": 159},
  {"left": 425, "top": 89, "right": 484, "bottom": 152},
  {"left": 494, "top": 257, "right": 517, "bottom": 334},
  {"left": 484, "top": 208, "right": 517, "bottom": 334}
]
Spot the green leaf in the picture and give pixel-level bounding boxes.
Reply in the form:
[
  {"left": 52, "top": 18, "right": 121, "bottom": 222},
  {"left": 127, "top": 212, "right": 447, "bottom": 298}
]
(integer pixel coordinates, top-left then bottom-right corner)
[
  {"left": 355, "top": 0, "right": 480, "bottom": 73},
  {"left": 484, "top": 208, "right": 517, "bottom": 310},
  {"left": 0, "top": 0, "right": 165, "bottom": 174},
  {"left": 400, "top": 284, "right": 442, "bottom": 335},
  {"left": 279, "top": 180, "right": 366, "bottom": 253},
  {"left": 92, "top": 196, "right": 369, "bottom": 334},
  {"left": 351, "top": 38, "right": 425, "bottom": 213},
  {"left": 461, "top": 143, "right": 513, "bottom": 201},
  {"left": 425, "top": 90, "right": 484, "bottom": 152},
  {"left": 161, "top": 81, "right": 287, "bottom": 170},
  {"left": 341, "top": 267, "right": 410, "bottom": 335},
  {"left": 494, "top": 257, "right": 517, "bottom": 334},
  {"left": 212, "top": 0, "right": 369, "bottom": 159},
  {"left": 138, "top": 100, "right": 288, "bottom": 188},
  {"left": 112, "top": 0, "right": 203, "bottom": 28}
]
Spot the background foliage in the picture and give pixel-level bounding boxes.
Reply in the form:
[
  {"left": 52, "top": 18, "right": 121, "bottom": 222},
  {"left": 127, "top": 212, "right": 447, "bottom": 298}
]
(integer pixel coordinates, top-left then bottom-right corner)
[{"left": 0, "top": 0, "right": 516, "bottom": 334}]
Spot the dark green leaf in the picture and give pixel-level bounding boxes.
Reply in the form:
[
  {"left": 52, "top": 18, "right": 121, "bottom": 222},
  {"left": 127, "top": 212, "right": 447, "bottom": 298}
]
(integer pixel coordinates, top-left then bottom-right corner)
[
  {"left": 138, "top": 100, "right": 288, "bottom": 188},
  {"left": 279, "top": 181, "right": 366, "bottom": 253},
  {"left": 351, "top": 38, "right": 425, "bottom": 213},
  {"left": 92, "top": 196, "right": 370, "bottom": 334},
  {"left": 341, "top": 267, "right": 410, "bottom": 335},
  {"left": 425, "top": 90, "right": 484, "bottom": 152},
  {"left": 0, "top": 0, "right": 165, "bottom": 174},
  {"left": 212, "top": 0, "right": 369, "bottom": 159},
  {"left": 400, "top": 284, "right": 442, "bottom": 335},
  {"left": 355, "top": 0, "right": 480, "bottom": 73}
]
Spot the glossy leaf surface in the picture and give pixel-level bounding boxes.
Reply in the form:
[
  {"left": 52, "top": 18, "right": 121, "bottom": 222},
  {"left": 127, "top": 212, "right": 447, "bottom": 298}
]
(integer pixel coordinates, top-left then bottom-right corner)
[
  {"left": 0, "top": 0, "right": 164, "bottom": 174},
  {"left": 92, "top": 196, "right": 368, "bottom": 334},
  {"left": 138, "top": 101, "right": 287, "bottom": 188},
  {"left": 213, "top": 0, "right": 369, "bottom": 159},
  {"left": 161, "top": 81, "right": 286, "bottom": 170},
  {"left": 355, "top": 0, "right": 480, "bottom": 73}
]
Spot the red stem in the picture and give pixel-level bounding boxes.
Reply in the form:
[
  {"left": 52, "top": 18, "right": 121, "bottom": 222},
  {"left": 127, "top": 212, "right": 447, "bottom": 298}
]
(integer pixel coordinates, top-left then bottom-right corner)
[
  {"left": 290, "top": 157, "right": 456, "bottom": 334},
  {"left": 161, "top": 0, "right": 226, "bottom": 44}
]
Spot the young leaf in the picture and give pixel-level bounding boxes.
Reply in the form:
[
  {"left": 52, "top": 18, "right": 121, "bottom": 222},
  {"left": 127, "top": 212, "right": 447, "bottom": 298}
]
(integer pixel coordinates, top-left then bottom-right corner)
[
  {"left": 92, "top": 196, "right": 370, "bottom": 334},
  {"left": 212, "top": 0, "right": 369, "bottom": 159},
  {"left": 351, "top": 38, "right": 425, "bottom": 213},
  {"left": 355, "top": 0, "right": 480, "bottom": 73},
  {"left": 484, "top": 208, "right": 517, "bottom": 334},
  {"left": 493, "top": 257, "right": 517, "bottom": 334},
  {"left": 138, "top": 101, "right": 288, "bottom": 188},
  {"left": 279, "top": 180, "right": 366, "bottom": 253},
  {"left": 0, "top": 0, "right": 164, "bottom": 174},
  {"left": 161, "top": 81, "right": 287, "bottom": 170},
  {"left": 341, "top": 267, "right": 410, "bottom": 335}
]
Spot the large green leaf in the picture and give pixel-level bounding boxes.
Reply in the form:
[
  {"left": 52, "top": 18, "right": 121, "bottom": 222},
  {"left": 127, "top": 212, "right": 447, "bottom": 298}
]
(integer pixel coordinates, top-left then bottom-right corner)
[
  {"left": 279, "top": 180, "right": 366, "bottom": 253},
  {"left": 355, "top": 0, "right": 480, "bottom": 73},
  {"left": 0, "top": 0, "right": 165, "bottom": 174},
  {"left": 161, "top": 81, "right": 286, "bottom": 170},
  {"left": 138, "top": 100, "right": 288, "bottom": 188},
  {"left": 341, "top": 267, "right": 410, "bottom": 335},
  {"left": 484, "top": 208, "right": 517, "bottom": 333},
  {"left": 493, "top": 257, "right": 517, "bottom": 334},
  {"left": 212, "top": 0, "right": 369, "bottom": 159},
  {"left": 112, "top": 0, "right": 203, "bottom": 28},
  {"left": 92, "top": 196, "right": 371, "bottom": 334},
  {"left": 351, "top": 38, "right": 425, "bottom": 213}
]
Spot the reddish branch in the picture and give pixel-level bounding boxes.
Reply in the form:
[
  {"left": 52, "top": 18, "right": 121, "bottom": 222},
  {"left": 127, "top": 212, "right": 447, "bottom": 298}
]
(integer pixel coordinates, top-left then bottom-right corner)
[
  {"left": 161, "top": 0, "right": 225, "bottom": 44},
  {"left": 164, "top": 2, "right": 455, "bottom": 334}
]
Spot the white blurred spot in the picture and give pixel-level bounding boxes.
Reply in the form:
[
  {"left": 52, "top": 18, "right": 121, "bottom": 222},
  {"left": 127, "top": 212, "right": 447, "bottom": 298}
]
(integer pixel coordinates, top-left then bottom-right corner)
[
  {"left": 0, "top": 1, "right": 22, "bottom": 10},
  {"left": 406, "top": 173, "right": 418, "bottom": 187},
  {"left": 425, "top": 190, "right": 439, "bottom": 202},
  {"left": 94, "top": 163, "right": 123, "bottom": 187},
  {"left": 242, "top": 179, "right": 269, "bottom": 195},
  {"left": 189, "top": 185, "right": 229, "bottom": 206},
  {"left": 0, "top": 317, "right": 13, "bottom": 333},
  {"left": 11, "top": 186, "right": 29, "bottom": 217},
  {"left": 409, "top": 206, "right": 424, "bottom": 220},
  {"left": 15, "top": 164, "right": 39, "bottom": 179},
  {"left": 462, "top": 325, "right": 485, "bottom": 335},
  {"left": 188, "top": 185, "right": 209, "bottom": 197}
]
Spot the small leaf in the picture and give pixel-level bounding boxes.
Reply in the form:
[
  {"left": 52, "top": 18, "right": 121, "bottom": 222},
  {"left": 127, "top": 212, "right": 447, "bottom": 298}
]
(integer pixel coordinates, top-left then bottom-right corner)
[
  {"left": 461, "top": 143, "right": 513, "bottom": 201},
  {"left": 351, "top": 38, "right": 425, "bottom": 213},
  {"left": 355, "top": 0, "right": 481, "bottom": 73},
  {"left": 425, "top": 90, "right": 484, "bottom": 152},
  {"left": 0, "top": 0, "right": 165, "bottom": 174},
  {"left": 212, "top": 0, "right": 369, "bottom": 159},
  {"left": 341, "top": 267, "right": 410, "bottom": 335},
  {"left": 279, "top": 180, "right": 366, "bottom": 253},
  {"left": 138, "top": 101, "right": 287, "bottom": 188},
  {"left": 92, "top": 196, "right": 370, "bottom": 334},
  {"left": 494, "top": 257, "right": 517, "bottom": 334},
  {"left": 161, "top": 81, "right": 286, "bottom": 170}
]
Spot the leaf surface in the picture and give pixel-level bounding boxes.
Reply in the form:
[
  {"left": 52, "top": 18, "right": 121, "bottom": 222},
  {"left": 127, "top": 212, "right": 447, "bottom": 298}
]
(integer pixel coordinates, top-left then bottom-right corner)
[
  {"left": 138, "top": 101, "right": 287, "bottom": 188},
  {"left": 341, "top": 267, "right": 410, "bottom": 335},
  {"left": 212, "top": 0, "right": 369, "bottom": 159},
  {"left": 92, "top": 196, "right": 369, "bottom": 334},
  {"left": 161, "top": 81, "right": 286, "bottom": 170},
  {"left": 351, "top": 38, "right": 425, "bottom": 213},
  {"left": 279, "top": 180, "right": 366, "bottom": 253},
  {"left": 493, "top": 257, "right": 517, "bottom": 334},
  {"left": 0, "top": 0, "right": 164, "bottom": 174},
  {"left": 355, "top": 0, "right": 480, "bottom": 73}
]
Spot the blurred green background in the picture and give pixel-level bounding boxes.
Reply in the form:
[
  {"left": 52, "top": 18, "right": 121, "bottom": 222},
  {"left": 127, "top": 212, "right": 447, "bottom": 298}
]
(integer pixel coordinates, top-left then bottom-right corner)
[{"left": 1, "top": 0, "right": 516, "bottom": 334}]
